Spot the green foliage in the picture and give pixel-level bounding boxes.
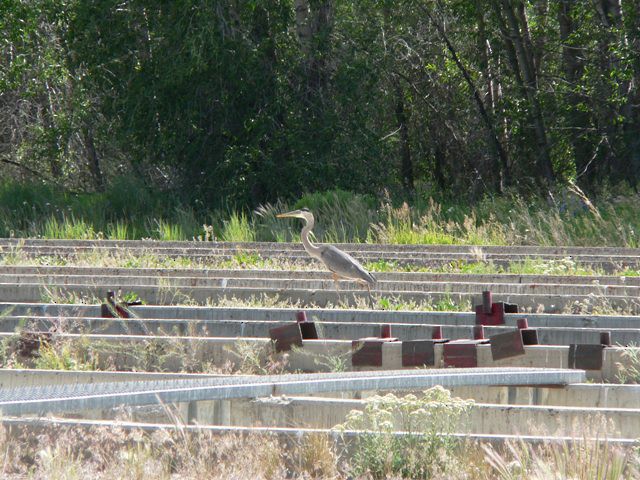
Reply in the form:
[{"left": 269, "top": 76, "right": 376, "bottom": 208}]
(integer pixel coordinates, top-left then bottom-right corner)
[
  {"left": 376, "top": 295, "right": 471, "bottom": 312},
  {"left": 33, "top": 342, "right": 95, "bottom": 371},
  {"left": 3, "top": 181, "right": 640, "bottom": 250},
  {"left": 2, "top": 0, "right": 640, "bottom": 201},
  {"left": 615, "top": 345, "right": 640, "bottom": 384},
  {"left": 152, "top": 219, "right": 186, "bottom": 241},
  {"left": 293, "top": 189, "right": 377, "bottom": 243},
  {"left": 41, "top": 215, "right": 97, "bottom": 240},
  {"left": 220, "top": 212, "right": 256, "bottom": 242},
  {"left": 334, "top": 387, "right": 473, "bottom": 479}
]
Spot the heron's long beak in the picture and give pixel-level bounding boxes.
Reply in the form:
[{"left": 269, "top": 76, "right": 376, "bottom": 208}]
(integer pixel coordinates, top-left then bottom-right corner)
[{"left": 276, "top": 210, "right": 302, "bottom": 219}]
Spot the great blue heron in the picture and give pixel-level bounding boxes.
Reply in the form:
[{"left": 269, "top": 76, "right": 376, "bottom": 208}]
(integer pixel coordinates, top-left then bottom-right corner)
[{"left": 277, "top": 208, "right": 376, "bottom": 304}]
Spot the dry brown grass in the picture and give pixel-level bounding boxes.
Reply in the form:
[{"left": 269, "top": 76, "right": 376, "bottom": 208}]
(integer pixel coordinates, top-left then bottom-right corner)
[
  {"left": 0, "top": 423, "right": 636, "bottom": 479},
  {"left": 0, "top": 424, "right": 344, "bottom": 480}
]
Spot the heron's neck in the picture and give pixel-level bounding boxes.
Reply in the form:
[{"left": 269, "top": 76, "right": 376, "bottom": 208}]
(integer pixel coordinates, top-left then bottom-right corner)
[{"left": 301, "top": 218, "right": 322, "bottom": 258}]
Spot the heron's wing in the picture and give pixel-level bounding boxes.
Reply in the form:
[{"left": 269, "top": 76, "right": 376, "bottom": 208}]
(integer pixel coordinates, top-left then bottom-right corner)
[{"left": 319, "top": 245, "right": 376, "bottom": 284}]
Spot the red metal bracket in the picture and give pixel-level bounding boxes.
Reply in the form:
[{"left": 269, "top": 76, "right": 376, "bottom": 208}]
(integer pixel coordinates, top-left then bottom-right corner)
[
  {"left": 568, "top": 344, "right": 604, "bottom": 370},
  {"left": 515, "top": 317, "right": 539, "bottom": 345},
  {"left": 101, "top": 290, "right": 139, "bottom": 318},
  {"left": 490, "top": 330, "right": 525, "bottom": 361},
  {"left": 402, "top": 339, "right": 447, "bottom": 367},
  {"left": 521, "top": 329, "right": 539, "bottom": 345},
  {"left": 269, "top": 324, "right": 303, "bottom": 352},
  {"left": 269, "top": 321, "right": 319, "bottom": 353},
  {"left": 352, "top": 339, "right": 384, "bottom": 367},
  {"left": 444, "top": 340, "right": 488, "bottom": 368},
  {"left": 475, "top": 291, "right": 518, "bottom": 326},
  {"left": 352, "top": 336, "right": 398, "bottom": 367}
]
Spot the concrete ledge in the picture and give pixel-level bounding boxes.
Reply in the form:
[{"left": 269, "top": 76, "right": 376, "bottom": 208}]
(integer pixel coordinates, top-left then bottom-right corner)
[
  {"left": 2, "top": 370, "right": 639, "bottom": 409},
  {"left": 198, "top": 396, "right": 640, "bottom": 438},
  {"left": 4, "top": 272, "right": 640, "bottom": 297},
  {"left": 2, "top": 315, "right": 637, "bottom": 345},
  {"left": 3, "top": 264, "right": 640, "bottom": 286},
  {"left": 0, "top": 416, "right": 636, "bottom": 446},
  {"left": 3, "top": 303, "right": 640, "bottom": 329},
  {"left": 0, "top": 332, "right": 626, "bottom": 380},
  {"left": 1, "top": 237, "right": 640, "bottom": 256},
  {"left": 1, "top": 283, "right": 639, "bottom": 312},
  {"left": 0, "top": 367, "right": 583, "bottom": 416}
]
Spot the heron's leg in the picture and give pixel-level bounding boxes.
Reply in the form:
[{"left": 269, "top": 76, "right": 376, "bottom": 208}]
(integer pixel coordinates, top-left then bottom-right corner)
[
  {"left": 332, "top": 272, "right": 342, "bottom": 305},
  {"left": 365, "top": 282, "right": 375, "bottom": 309}
]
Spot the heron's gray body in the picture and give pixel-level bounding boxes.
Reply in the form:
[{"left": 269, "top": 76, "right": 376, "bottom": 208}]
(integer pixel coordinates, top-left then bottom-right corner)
[
  {"left": 276, "top": 208, "right": 376, "bottom": 290},
  {"left": 318, "top": 244, "right": 376, "bottom": 285}
]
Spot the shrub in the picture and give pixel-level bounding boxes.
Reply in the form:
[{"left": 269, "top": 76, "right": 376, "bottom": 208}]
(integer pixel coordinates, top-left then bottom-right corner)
[{"left": 334, "top": 386, "right": 473, "bottom": 479}]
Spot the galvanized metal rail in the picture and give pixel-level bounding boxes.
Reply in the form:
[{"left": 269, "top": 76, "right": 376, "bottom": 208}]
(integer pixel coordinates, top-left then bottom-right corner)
[{"left": 0, "top": 368, "right": 584, "bottom": 416}]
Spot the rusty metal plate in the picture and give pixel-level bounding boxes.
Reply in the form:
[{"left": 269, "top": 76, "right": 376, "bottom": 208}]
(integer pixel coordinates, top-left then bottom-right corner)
[
  {"left": 269, "top": 324, "right": 303, "bottom": 352},
  {"left": 299, "top": 322, "right": 319, "bottom": 340},
  {"left": 490, "top": 330, "right": 525, "bottom": 361},
  {"left": 475, "top": 302, "right": 519, "bottom": 326},
  {"left": 569, "top": 344, "right": 604, "bottom": 370},
  {"left": 475, "top": 303, "right": 505, "bottom": 326},
  {"left": 101, "top": 302, "right": 134, "bottom": 318},
  {"left": 521, "top": 329, "right": 539, "bottom": 345},
  {"left": 443, "top": 342, "right": 478, "bottom": 368},
  {"left": 402, "top": 340, "right": 436, "bottom": 367},
  {"left": 101, "top": 303, "right": 115, "bottom": 318},
  {"left": 17, "top": 331, "right": 52, "bottom": 358},
  {"left": 504, "top": 303, "right": 519, "bottom": 314},
  {"left": 352, "top": 340, "right": 383, "bottom": 367}
]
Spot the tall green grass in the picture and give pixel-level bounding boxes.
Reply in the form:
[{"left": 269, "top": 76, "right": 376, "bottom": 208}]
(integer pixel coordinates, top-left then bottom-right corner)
[
  {"left": 220, "top": 212, "right": 256, "bottom": 242},
  {"left": 2, "top": 179, "right": 640, "bottom": 247}
]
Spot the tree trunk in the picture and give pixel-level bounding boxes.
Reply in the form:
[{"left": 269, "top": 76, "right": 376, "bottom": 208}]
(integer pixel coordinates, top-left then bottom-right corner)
[
  {"left": 394, "top": 79, "right": 414, "bottom": 194},
  {"left": 558, "top": 0, "right": 593, "bottom": 184},
  {"left": 621, "top": 1, "right": 640, "bottom": 188},
  {"left": 592, "top": 0, "right": 630, "bottom": 183},
  {"left": 498, "top": 0, "right": 555, "bottom": 184},
  {"left": 84, "top": 126, "right": 105, "bottom": 192},
  {"left": 308, "top": 0, "right": 334, "bottom": 94},
  {"left": 294, "top": 0, "right": 312, "bottom": 55},
  {"left": 422, "top": 4, "right": 509, "bottom": 192},
  {"left": 475, "top": 4, "right": 494, "bottom": 114}
]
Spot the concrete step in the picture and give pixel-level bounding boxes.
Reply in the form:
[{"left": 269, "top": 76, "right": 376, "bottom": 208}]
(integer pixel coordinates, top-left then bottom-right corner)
[
  {"left": 3, "top": 303, "right": 640, "bottom": 329},
  {"left": 221, "top": 396, "right": 640, "bottom": 438},
  {"left": 0, "top": 367, "right": 582, "bottom": 417},
  {"left": 3, "top": 245, "right": 640, "bottom": 268},
  {"left": 2, "top": 238, "right": 640, "bottom": 256},
  {"left": 2, "top": 282, "right": 639, "bottom": 313},
  {"left": 3, "top": 272, "right": 640, "bottom": 296},
  {"left": 4, "top": 275, "right": 640, "bottom": 298},
  {"left": 0, "top": 332, "right": 625, "bottom": 381},
  {"left": 4, "top": 265, "right": 640, "bottom": 286},
  {"left": 2, "top": 369, "right": 638, "bottom": 410},
  {"left": 1, "top": 315, "right": 633, "bottom": 346},
  {"left": 5, "top": 417, "right": 634, "bottom": 446}
]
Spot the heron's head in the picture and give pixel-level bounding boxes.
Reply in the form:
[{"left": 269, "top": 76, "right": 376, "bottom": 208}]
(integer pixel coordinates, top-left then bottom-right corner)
[{"left": 276, "top": 208, "right": 314, "bottom": 223}]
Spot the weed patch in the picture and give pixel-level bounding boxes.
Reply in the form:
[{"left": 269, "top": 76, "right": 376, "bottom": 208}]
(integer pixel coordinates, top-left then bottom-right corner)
[{"left": 334, "top": 386, "right": 473, "bottom": 479}]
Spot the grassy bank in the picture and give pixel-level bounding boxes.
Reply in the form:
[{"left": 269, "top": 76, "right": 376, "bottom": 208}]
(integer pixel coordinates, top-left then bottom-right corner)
[
  {"left": 1, "top": 181, "right": 639, "bottom": 247},
  {"left": 0, "top": 409, "right": 636, "bottom": 479}
]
